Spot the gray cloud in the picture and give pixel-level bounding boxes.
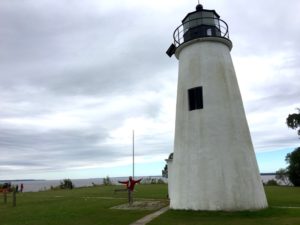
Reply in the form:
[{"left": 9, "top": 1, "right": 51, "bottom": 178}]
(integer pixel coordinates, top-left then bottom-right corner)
[
  {"left": 0, "top": 0, "right": 174, "bottom": 97},
  {"left": 0, "top": 0, "right": 299, "bottom": 178},
  {"left": 0, "top": 125, "right": 124, "bottom": 169}
]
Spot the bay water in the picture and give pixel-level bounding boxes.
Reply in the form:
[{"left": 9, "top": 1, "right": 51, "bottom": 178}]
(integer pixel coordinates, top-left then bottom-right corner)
[{"left": 3, "top": 175, "right": 278, "bottom": 192}]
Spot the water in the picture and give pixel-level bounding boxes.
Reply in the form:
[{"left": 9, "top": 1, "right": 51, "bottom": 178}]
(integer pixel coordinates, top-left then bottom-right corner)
[
  {"left": 3, "top": 175, "right": 279, "bottom": 192},
  {"left": 4, "top": 176, "right": 156, "bottom": 192},
  {"left": 7, "top": 178, "right": 103, "bottom": 192},
  {"left": 261, "top": 175, "right": 276, "bottom": 184}
]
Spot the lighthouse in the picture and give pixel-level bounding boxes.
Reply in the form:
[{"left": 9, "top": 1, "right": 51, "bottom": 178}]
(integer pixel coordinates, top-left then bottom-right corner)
[{"left": 166, "top": 4, "right": 268, "bottom": 210}]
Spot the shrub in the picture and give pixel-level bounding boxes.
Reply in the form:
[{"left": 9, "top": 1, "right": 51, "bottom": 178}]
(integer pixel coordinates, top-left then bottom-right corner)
[
  {"left": 103, "top": 176, "right": 112, "bottom": 186},
  {"left": 92, "top": 182, "right": 100, "bottom": 187},
  {"left": 266, "top": 179, "right": 278, "bottom": 186},
  {"left": 141, "top": 177, "right": 166, "bottom": 184},
  {"left": 60, "top": 179, "right": 74, "bottom": 189},
  {"left": 156, "top": 178, "right": 166, "bottom": 184}
]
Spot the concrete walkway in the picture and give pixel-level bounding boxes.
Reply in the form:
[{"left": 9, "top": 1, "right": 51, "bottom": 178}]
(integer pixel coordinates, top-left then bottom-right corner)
[{"left": 129, "top": 206, "right": 169, "bottom": 225}]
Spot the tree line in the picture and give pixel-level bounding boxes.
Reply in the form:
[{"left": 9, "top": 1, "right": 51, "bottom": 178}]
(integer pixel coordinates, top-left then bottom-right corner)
[{"left": 276, "top": 108, "right": 300, "bottom": 186}]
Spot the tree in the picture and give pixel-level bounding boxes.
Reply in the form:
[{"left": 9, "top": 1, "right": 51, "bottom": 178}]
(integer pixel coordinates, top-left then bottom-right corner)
[
  {"left": 275, "top": 168, "right": 290, "bottom": 185},
  {"left": 286, "top": 108, "right": 300, "bottom": 136},
  {"left": 60, "top": 179, "right": 74, "bottom": 189},
  {"left": 285, "top": 147, "right": 300, "bottom": 186},
  {"left": 162, "top": 164, "right": 168, "bottom": 178},
  {"left": 103, "top": 176, "right": 112, "bottom": 186},
  {"left": 162, "top": 153, "right": 173, "bottom": 178}
]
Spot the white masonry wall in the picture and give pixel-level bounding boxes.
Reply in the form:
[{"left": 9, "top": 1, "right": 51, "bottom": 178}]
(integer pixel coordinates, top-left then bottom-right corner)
[{"left": 170, "top": 37, "right": 268, "bottom": 211}]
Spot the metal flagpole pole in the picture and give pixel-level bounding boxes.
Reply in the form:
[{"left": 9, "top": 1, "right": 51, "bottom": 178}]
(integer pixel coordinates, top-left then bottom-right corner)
[{"left": 132, "top": 130, "right": 135, "bottom": 179}]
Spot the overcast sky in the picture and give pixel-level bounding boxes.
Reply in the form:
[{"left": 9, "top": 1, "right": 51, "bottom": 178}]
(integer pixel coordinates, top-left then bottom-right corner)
[{"left": 0, "top": 0, "right": 299, "bottom": 180}]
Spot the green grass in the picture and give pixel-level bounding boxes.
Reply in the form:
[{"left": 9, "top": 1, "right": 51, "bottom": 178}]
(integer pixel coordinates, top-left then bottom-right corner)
[
  {"left": 266, "top": 186, "right": 300, "bottom": 207},
  {"left": 1, "top": 185, "right": 300, "bottom": 225},
  {"left": 0, "top": 184, "right": 168, "bottom": 225},
  {"left": 148, "top": 186, "right": 300, "bottom": 225}
]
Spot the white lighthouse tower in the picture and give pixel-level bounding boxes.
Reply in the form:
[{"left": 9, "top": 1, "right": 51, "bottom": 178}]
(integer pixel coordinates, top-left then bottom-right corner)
[{"left": 166, "top": 4, "right": 268, "bottom": 211}]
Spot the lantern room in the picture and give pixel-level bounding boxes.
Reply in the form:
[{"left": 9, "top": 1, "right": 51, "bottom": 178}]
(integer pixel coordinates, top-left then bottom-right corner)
[
  {"left": 182, "top": 4, "right": 222, "bottom": 42},
  {"left": 166, "top": 4, "right": 230, "bottom": 57}
]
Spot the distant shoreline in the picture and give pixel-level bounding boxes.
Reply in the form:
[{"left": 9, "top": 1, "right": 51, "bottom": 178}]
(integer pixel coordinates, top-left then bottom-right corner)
[
  {"left": 1, "top": 175, "right": 279, "bottom": 192},
  {"left": 260, "top": 173, "right": 276, "bottom": 176},
  {"left": 0, "top": 173, "right": 276, "bottom": 182}
]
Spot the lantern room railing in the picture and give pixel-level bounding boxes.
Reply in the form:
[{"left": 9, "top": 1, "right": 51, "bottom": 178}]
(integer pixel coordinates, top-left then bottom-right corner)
[{"left": 173, "top": 17, "right": 229, "bottom": 47}]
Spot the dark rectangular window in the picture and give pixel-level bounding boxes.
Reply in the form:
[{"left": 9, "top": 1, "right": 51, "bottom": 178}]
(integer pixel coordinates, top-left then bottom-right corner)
[{"left": 188, "top": 86, "right": 203, "bottom": 111}]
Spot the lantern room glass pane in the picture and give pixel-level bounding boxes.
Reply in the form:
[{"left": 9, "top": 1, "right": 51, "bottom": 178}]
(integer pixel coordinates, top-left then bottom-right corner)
[
  {"left": 201, "top": 11, "right": 215, "bottom": 26},
  {"left": 181, "top": 9, "right": 224, "bottom": 42},
  {"left": 183, "top": 11, "right": 218, "bottom": 32}
]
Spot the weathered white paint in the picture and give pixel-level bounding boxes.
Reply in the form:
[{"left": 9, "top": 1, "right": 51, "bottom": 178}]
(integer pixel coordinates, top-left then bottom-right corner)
[{"left": 169, "top": 37, "right": 268, "bottom": 211}]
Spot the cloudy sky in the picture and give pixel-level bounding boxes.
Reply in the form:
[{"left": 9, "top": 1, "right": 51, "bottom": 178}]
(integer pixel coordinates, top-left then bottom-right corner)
[{"left": 0, "top": 0, "right": 299, "bottom": 180}]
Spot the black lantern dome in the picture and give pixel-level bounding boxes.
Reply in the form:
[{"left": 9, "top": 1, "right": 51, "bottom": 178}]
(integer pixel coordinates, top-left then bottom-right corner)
[
  {"left": 196, "top": 4, "right": 203, "bottom": 11},
  {"left": 166, "top": 4, "right": 230, "bottom": 57}
]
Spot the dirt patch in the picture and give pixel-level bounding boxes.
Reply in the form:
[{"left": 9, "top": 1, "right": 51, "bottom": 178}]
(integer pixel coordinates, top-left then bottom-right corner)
[{"left": 111, "top": 200, "right": 167, "bottom": 210}]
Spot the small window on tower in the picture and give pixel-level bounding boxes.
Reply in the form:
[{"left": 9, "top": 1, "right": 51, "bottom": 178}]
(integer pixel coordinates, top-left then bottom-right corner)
[
  {"left": 188, "top": 87, "right": 203, "bottom": 111},
  {"left": 207, "top": 28, "right": 212, "bottom": 36}
]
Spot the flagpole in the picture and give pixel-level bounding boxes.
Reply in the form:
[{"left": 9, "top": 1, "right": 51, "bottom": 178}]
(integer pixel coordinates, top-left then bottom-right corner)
[{"left": 132, "top": 130, "right": 135, "bottom": 179}]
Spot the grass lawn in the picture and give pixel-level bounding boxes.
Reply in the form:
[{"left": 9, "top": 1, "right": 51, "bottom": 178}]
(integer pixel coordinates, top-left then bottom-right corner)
[
  {"left": 148, "top": 186, "right": 300, "bottom": 225},
  {"left": 1, "top": 184, "right": 300, "bottom": 225},
  {"left": 0, "top": 184, "right": 168, "bottom": 225}
]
